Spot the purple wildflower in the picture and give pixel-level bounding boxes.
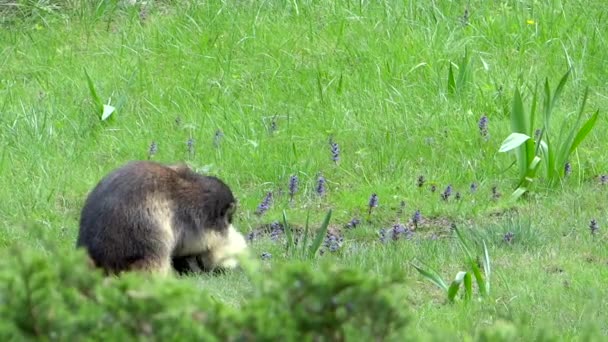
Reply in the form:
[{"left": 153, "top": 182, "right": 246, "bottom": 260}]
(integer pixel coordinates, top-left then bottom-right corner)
[
  {"left": 187, "top": 138, "right": 195, "bottom": 155},
  {"left": 503, "top": 232, "right": 514, "bottom": 244},
  {"left": 397, "top": 200, "right": 406, "bottom": 215},
  {"left": 600, "top": 175, "right": 608, "bottom": 185},
  {"left": 564, "top": 162, "right": 572, "bottom": 176},
  {"left": 412, "top": 210, "right": 421, "bottom": 229},
  {"left": 380, "top": 223, "right": 413, "bottom": 243},
  {"left": 269, "top": 116, "right": 278, "bottom": 133},
  {"left": 269, "top": 221, "right": 283, "bottom": 240},
  {"left": 378, "top": 229, "right": 386, "bottom": 243},
  {"left": 323, "top": 234, "right": 343, "bottom": 253},
  {"left": 430, "top": 184, "right": 437, "bottom": 193},
  {"left": 417, "top": 176, "right": 426, "bottom": 188},
  {"left": 288, "top": 174, "right": 298, "bottom": 201},
  {"left": 345, "top": 218, "right": 361, "bottom": 229},
  {"left": 461, "top": 8, "right": 469, "bottom": 26},
  {"left": 470, "top": 182, "right": 478, "bottom": 193},
  {"left": 316, "top": 175, "right": 326, "bottom": 196},
  {"left": 148, "top": 141, "right": 158, "bottom": 159},
  {"left": 368, "top": 193, "right": 379, "bottom": 215},
  {"left": 213, "top": 129, "right": 223, "bottom": 148},
  {"left": 260, "top": 252, "right": 272, "bottom": 260},
  {"left": 589, "top": 219, "right": 599, "bottom": 235},
  {"left": 441, "top": 185, "right": 452, "bottom": 201},
  {"left": 492, "top": 186, "right": 501, "bottom": 200},
  {"left": 255, "top": 192, "right": 273, "bottom": 216},
  {"left": 478, "top": 115, "right": 489, "bottom": 139},
  {"left": 330, "top": 142, "right": 340, "bottom": 163}
]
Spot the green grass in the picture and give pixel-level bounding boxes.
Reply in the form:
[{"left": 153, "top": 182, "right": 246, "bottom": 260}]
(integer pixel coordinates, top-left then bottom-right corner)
[{"left": 1, "top": 0, "right": 608, "bottom": 339}]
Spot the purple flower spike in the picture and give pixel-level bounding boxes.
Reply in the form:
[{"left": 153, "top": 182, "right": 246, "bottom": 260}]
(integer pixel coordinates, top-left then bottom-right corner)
[
  {"left": 330, "top": 142, "right": 340, "bottom": 163},
  {"left": 589, "top": 219, "right": 599, "bottom": 235},
  {"left": 316, "top": 175, "right": 326, "bottom": 197},
  {"left": 600, "top": 175, "right": 608, "bottom": 185},
  {"left": 478, "top": 115, "right": 489, "bottom": 139},
  {"left": 412, "top": 210, "right": 421, "bottom": 228},
  {"left": 213, "top": 129, "right": 223, "bottom": 148},
  {"left": 564, "top": 162, "right": 572, "bottom": 176},
  {"left": 187, "top": 138, "right": 195, "bottom": 155},
  {"left": 345, "top": 218, "right": 361, "bottom": 229},
  {"left": 148, "top": 141, "right": 158, "bottom": 159},
  {"left": 368, "top": 193, "right": 379, "bottom": 215},
  {"left": 417, "top": 176, "right": 426, "bottom": 188},
  {"left": 470, "top": 182, "right": 478, "bottom": 193},
  {"left": 441, "top": 185, "right": 452, "bottom": 201},
  {"left": 288, "top": 174, "right": 299, "bottom": 201},
  {"left": 503, "top": 232, "right": 514, "bottom": 244},
  {"left": 255, "top": 192, "right": 273, "bottom": 216}
]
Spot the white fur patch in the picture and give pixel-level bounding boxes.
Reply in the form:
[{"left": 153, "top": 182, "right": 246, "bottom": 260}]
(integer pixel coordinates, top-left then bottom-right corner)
[
  {"left": 146, "top": 197, "right": 176, "bottom": 253},
  {"left": 203, "top": 224, "right": 248, "bottom": 269}
]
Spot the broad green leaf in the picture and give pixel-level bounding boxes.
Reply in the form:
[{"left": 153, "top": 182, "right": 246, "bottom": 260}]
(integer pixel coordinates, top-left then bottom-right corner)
[
  {"left": 412, "top": 263, "right": 448, "bottom": 291},
  {"left": 454, "top": 227, "right": 474, "bottom": 261},
  {"left": 447, "top": 63, "right": 456, "bottom": 95},
  {"left": 550, "top": 69, "right": 571, "bottom": 115},
  {"left": 499, "top": 133, "right": 531, "bottom": 153},
  {"left": 510, "top": 88, "right": 527, "bottom": 133},
  {"left": 482, "top": 241, "right": 491, "bottom": 295},
  {"left": 470, "top": 260, "right": 487, "bottom": 297},
  {"left": 543, "top": 78, "right": 552, "bottom": 130},
  {"left": 510, "top": 186, "right": 528, "bottom": 201},
  {"left": 569, "top": 109, "right": 599, "bottom": 154},
  {"left": 463, "top": 272, "right": 473, "bottom": 301},
  {"left": 308, "top": 209, "right": 332, "bottom": 258},
  {"left": 101, "top": 104, "right": 115, "bottom": 121},
  {"left": 448, "top": 271, "right": 467, "bottom": 302},
  {"left": 456, "top": 47, "right": 469, "bottom": 89}
]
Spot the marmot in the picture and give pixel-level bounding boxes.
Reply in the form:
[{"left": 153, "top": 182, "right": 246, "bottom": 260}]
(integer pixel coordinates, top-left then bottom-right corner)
[{"left": 76, "top": 161, "right": 248, "bottom": 276}]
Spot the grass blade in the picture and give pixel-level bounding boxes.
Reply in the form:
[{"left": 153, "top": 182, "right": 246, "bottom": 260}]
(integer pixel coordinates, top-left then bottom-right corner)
[
  {"left": 282, "top": 210, "right": 294, "bottom": 253},
  {"left": 301, "top": 211, "right": 311, "bottom": 257},
  {"left": 308, "top": 209, "right": 332, "bottom": 258},
  {"left": 550, "top": 68, "right": 571, "bottom": 113},
  {"left": 447, "top": 63, "right": 456, "bottom": 95},
  {"left": 84, "top": 68, "right": 102, "bottom": 113},
  {"left": 412, "top": 262, "right": 448, "bottom": 291},
  {"left": 569, "top": 109, "right": 599, "bottom": 155},
  {"left": 482, "top": 241, "right": 491, "bottom": 295},
  {"left": 447, "top": 271, "right": 467, "bottom": 302},
  {"left": 463, "top": 272, "right": 472, "bottom": 301}
]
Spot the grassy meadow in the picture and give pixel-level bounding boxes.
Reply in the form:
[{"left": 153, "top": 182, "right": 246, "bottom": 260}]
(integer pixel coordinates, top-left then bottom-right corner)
[{"left": 1, "top": 0, "right": 607, "bottom": 339}]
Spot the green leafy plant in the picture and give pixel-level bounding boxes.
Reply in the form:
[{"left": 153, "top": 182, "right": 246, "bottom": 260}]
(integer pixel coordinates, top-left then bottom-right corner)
[
  {"left": 84, "top": 68, "right": 116, "bottom": 121},
  {"left": 447, "top": 48, "right": 472, "bottom": 95},
  {"left": 499, "top": 69, "right": 600, "bottom": 199},
  {"left": 282, "top": 209, "right": 332, "bottom": 259},
  {"left": 0, "top": 224, "right": 410, "bottom": 341},
  {"left": 412, "top": 227, "right": 491, "bottom": 303}
]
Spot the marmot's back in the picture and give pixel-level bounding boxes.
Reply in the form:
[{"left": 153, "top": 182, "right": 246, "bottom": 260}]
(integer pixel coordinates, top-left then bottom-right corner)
[{"left": 76, "top": 161, "right": 180, "bottom": 274}]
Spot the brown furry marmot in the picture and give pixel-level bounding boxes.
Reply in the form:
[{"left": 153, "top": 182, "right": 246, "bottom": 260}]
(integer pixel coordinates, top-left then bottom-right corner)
[{"left": 76, "top": 161, "right": 248, "bottom": 276}]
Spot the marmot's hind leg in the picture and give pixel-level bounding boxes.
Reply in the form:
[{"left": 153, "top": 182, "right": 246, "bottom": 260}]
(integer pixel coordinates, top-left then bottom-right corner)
[{"left": 127, "top": 256, "right": 173, "bottom": 277}]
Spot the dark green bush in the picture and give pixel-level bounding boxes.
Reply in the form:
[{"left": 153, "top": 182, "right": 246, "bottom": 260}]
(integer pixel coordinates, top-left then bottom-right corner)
[{"left": 0, "top": 230, "right": 411, "bottom": 341}]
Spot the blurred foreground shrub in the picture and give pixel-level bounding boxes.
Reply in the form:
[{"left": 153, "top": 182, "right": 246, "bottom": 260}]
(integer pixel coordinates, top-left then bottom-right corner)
[{"left": 0, "top": 227, "right": 411, "bottom": 341}]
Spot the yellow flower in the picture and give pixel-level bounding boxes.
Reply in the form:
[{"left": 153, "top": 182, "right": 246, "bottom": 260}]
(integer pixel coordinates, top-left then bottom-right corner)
[{"left": 526, "top": 19, "right": 535, "bottom": 25}]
